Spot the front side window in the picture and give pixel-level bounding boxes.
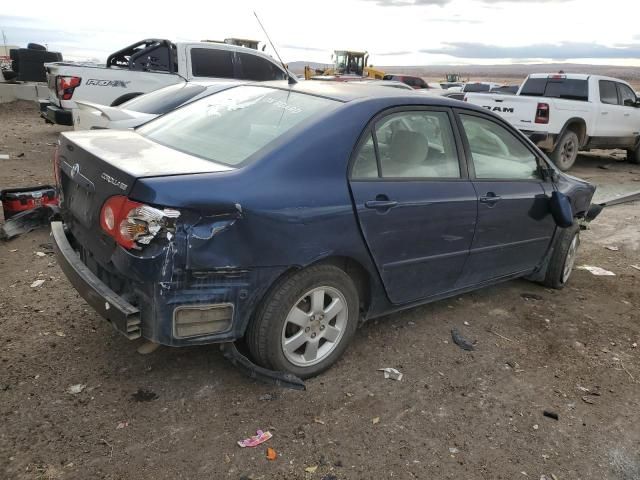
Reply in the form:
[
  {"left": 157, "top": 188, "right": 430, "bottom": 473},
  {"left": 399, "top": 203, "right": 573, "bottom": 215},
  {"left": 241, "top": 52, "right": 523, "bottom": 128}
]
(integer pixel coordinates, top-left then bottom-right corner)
[
  {"left": 460, "top": 115, "right": 539, "bottom": 180},
  {"left": 139, "top": 86, "right": 340, "bottom": 166},
  {"left": 600, "top": 80, "right": 619, "bottom": 105},
  {"left": 236, "top": 53, "right": 286, "bottom": 81},
  {"left": 617, "top": 83, "right": 637, "bottom": 107},
  {"left": 352, "top": 111, "right": 460, "bottom": 179},
  {"left": 191, "top": 48, "right": 234, "bottom": 78}
]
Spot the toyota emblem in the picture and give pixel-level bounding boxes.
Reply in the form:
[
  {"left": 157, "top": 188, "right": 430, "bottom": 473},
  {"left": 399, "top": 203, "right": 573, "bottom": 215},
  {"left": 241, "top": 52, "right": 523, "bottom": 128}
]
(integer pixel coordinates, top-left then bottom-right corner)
[{"left": 70, "top": 163, "right": 80, "bottom": 178}]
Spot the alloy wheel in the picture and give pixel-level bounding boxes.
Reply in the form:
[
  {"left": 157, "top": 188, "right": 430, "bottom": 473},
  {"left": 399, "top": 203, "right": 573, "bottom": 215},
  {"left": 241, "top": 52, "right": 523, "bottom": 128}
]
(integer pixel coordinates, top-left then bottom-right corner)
[{"left": 281, "top": 286, "right": 348, "bottom": 367}]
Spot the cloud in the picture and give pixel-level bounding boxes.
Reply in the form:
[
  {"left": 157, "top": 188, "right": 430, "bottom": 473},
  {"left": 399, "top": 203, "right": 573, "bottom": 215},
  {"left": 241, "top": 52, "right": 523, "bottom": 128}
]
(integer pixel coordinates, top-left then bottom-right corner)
[
  {"left": 421, "top": 41, "right": 640, "bottom": 59},
  {"left": 374, "top": 50, "right": 412, "bottom": 56},
  {"left": 366, "top": 0, "right": 571, "bottom": 6},
  {"left": 281, "top": 44, "right": 328, "bottom": 52}
]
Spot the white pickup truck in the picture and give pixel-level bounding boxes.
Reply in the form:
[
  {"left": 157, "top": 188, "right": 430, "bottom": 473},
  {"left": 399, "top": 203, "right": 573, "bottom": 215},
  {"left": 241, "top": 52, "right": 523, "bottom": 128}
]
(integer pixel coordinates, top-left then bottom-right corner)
[
  {"left": 465, "top": 73, "right": 640, "bottom": 170},
  {"left": 39, "top": 38, "right": 288, "bottom": 126}
]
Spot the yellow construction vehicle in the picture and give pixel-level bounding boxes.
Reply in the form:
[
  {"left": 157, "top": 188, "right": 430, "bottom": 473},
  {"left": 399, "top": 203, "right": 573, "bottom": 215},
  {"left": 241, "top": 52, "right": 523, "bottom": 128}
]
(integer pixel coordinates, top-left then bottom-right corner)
[{"left": 304, "top": 50, "right": 384, "bottom": 81}]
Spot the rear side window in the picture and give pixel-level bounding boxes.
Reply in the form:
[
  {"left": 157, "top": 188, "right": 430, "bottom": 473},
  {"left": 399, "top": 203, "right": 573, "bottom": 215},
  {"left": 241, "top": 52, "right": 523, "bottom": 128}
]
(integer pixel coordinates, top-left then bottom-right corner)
[
  {"left": 191, "top": 48, "right": 234, "bottom": 78},
  {"left": 599, "top": 80, "right": 619, "bottom": 105},
  {"left": 521, "top": 77, "right": 588, "bottom": 101},
  {"left": 121, "top": 83, "right": 207, "bottom": 114},
  {"left": 352, "top": 111, "right": 460, "bottom": 179},
  {"left": 236, "top": 52, "right": 286, "bottom": 81},
  {"left": 139, "top": 86, "right": 340, "bottom": 166},
  {"left": 461, "top": 115, "right": 539, "bottom": 180}
]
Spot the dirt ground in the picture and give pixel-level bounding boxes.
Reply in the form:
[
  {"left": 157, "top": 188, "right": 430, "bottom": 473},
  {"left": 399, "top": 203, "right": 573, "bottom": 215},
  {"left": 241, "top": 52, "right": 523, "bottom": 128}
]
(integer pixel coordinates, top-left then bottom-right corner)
[{"left": 1, "top": 100, "right": 639, "bottom": 480}]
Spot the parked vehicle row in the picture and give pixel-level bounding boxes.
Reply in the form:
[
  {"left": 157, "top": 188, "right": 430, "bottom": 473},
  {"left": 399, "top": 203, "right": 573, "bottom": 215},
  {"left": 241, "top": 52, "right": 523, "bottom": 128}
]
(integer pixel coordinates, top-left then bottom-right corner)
[
  {"left": 40, "top": 38, "right": 289, "bottom": 125},
  {"left": 52, "top": 80, "right": 597, "bottom": 379},
  {"left": 465, "top": 73, "right": 640, "bottom": 170}
]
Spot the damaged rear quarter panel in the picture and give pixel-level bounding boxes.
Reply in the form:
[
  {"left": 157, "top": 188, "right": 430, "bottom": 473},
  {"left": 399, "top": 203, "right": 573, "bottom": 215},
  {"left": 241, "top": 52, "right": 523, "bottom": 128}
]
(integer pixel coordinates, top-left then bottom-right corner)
[{"left": 127, "top": 98, "right": 402, "bottom": 328}]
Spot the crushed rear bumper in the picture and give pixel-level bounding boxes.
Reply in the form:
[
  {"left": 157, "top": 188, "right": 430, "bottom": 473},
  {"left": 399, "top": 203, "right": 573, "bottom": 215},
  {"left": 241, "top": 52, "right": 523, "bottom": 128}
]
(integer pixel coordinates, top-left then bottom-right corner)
[{"left": 51, "top": 221, "right": 142, "bottom": 339}]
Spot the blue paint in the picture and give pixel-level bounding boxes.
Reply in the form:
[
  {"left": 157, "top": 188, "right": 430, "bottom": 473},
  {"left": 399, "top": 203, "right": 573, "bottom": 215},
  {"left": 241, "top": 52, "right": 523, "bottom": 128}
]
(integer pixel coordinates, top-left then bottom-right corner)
[{"left": 55, "top": 81, "right": 595, "bottom": 346}]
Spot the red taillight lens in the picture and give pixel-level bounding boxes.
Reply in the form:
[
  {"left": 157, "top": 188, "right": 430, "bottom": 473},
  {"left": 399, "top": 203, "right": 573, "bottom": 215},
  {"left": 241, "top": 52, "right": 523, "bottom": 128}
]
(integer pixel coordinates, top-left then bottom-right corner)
[
  {"left": 535, "top": 102, "right": 550, "bottom": 124},
  {"left": 100, "top": 196, "right": 143, "bottom": 249},
  {"left": 56, "top": 76, "right": 82, "bottom": 100}
]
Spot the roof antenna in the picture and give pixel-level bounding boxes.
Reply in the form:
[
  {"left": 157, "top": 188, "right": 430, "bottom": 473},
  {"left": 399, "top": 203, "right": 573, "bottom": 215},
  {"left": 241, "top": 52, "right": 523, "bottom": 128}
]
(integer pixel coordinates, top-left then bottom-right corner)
[{"left": 254, "top": 11, "right": 297, "bottom": 85}]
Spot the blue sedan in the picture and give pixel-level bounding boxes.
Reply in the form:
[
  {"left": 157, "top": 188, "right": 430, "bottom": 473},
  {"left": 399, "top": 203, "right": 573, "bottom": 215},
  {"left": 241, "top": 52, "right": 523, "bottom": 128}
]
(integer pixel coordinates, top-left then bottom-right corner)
[{"left": 52, "top": 80, "right": 595, "bottom": 379}]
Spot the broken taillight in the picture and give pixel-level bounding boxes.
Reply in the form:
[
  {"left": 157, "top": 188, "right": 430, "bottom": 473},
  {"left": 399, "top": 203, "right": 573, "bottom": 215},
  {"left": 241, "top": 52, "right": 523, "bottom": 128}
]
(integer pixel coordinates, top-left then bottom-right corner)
[
  {"left": 100, "top": 195, "right": 180, "bottom": 250},
  {"left": 56, "top": 76, "right": 82, "bottom": 100}
]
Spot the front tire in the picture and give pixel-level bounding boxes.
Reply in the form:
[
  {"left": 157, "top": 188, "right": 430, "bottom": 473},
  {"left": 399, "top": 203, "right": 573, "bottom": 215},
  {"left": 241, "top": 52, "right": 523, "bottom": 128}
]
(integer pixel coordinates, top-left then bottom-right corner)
[
  {"left": 550, "top": 131, "right": 580, "bottom": 171},
  {"left": 544, "top": 223, "right": 580, "bottom": 289},
  {"left": 247, "top": 265, "right": 359, "bottom": 379}
]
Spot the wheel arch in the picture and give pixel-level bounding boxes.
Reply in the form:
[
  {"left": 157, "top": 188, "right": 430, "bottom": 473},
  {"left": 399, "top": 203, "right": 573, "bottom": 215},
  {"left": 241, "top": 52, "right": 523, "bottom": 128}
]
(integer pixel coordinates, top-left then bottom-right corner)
[
  {"left": 558, "top": 118, "right": 588, "bottom": 148},
  {"left": 246, "top": 255, "right": 374, "bottom": 337}
]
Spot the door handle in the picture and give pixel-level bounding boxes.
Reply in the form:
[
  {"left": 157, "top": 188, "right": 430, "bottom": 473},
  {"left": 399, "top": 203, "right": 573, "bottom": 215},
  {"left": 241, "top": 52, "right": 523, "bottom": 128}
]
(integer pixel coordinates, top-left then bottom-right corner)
[
  {"left": 601, "top": 112, "right": 609, "bottom": 115},
  {"left": 480, "top": 193, "right": 502, "bottom": 205},
  {"left": 624, "top": 113, "right": 631, "bottom": 117},
  {"left": 365, "top": 200, "right": 398, "bottom": 210}
]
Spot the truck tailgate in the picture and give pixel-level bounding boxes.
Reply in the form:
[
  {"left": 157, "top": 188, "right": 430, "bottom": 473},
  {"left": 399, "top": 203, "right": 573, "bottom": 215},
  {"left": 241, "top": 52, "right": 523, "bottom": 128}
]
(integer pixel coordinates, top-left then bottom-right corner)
[{"left": 464, "top": 93, "right": 543, "bottom": 131}]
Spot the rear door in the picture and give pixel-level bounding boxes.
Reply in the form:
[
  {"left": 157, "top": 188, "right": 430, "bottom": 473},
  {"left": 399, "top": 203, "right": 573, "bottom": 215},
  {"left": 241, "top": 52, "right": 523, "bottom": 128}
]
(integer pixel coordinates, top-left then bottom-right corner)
[
  {"left": 349, "top": 108, "right": 477, "bottom": 304},
  {"left": 455, "top": 111, "right": 556, "bottom": 286},
  {"left": 596, "top": 80, "right": 624, "bottom": 138}
]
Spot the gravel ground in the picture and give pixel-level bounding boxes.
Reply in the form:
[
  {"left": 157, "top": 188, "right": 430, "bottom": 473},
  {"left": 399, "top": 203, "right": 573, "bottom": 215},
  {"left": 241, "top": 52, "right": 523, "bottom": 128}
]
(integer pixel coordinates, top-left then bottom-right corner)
[{"left": 0, "top": 100, "right": 639, "bottom": 480}]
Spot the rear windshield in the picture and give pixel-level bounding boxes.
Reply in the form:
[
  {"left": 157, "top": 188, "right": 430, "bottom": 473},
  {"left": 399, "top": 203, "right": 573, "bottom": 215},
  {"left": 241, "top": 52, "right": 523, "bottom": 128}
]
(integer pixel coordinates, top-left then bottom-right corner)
[
  {"left": 464, "top": 83, "right": 491, "bottom": 93},
  {"left": 520, "top": 77, "right": 589, "bottom": 101},
  {"left": 120, "top": 83, "right": 207, "bottom": 114},
  {"left": 138, "top": 86, "right": 340, "bottom": 166}
]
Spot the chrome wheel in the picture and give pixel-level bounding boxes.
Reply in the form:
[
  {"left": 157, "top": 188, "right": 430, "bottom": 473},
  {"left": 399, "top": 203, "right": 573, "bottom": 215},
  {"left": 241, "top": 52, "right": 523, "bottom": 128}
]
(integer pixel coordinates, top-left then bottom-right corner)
[
  {"left": 281, "top": 286, "right": 348, "bottom": 367},
  {"left": 562, "top": 234, "right": 579, "bottom": 283}
]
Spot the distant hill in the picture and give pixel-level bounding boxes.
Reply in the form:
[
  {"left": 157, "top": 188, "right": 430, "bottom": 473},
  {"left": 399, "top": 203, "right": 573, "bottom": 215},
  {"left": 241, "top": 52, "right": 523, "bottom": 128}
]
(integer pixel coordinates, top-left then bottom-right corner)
[
  {"left": 287, "top": 61, "right": 640, "bottom": 87},
  {"left": 288, "top": 61, "right": 331, "bottom": 74}
]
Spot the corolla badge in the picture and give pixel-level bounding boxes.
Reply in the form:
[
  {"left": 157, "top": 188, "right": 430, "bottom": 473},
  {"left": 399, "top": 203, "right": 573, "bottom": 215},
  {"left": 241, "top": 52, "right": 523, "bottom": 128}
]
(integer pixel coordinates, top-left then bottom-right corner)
[
  {"left": 101, "top": 172, "right": 128, "bottom": 191},
  {"left": 70, "top": 163, "right": 80, "bottom": 178}
]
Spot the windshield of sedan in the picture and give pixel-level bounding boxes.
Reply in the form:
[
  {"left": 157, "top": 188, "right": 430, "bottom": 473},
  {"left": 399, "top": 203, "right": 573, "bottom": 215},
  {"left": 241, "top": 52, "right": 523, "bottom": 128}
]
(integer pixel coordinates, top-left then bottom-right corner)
[{"left": 138, "top": 86, "right": 340, "bottom": 166}]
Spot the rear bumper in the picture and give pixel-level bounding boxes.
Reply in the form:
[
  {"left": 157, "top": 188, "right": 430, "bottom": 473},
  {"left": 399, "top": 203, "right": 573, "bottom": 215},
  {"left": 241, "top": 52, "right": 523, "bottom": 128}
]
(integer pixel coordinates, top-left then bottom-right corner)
[
  {"left": 52, "top": 220, "right": 285, "bottom": 347},
  {"left": 51, "top": 221, "right": 142, "bottom": 339},
  {"left": 39, "top": 100, "right": 73, "bottom": 126}
]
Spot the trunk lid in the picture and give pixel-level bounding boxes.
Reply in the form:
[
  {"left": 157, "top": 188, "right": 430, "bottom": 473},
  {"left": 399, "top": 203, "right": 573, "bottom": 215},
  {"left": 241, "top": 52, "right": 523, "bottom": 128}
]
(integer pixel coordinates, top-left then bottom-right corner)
[{"left": 58, "top": 129, "right": 232, "bottom": 232}]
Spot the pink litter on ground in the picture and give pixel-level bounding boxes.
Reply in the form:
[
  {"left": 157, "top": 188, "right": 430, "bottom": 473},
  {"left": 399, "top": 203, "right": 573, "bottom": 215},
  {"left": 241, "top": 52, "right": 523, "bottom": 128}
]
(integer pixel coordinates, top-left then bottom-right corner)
[{"left": 237, "top": 430, "right": 272, "bottom": 448}]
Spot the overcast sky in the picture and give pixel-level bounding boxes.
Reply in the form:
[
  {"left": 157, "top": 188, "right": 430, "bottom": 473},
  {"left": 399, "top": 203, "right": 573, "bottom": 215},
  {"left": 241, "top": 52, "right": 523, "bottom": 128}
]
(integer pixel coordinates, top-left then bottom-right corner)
[{"left": 2, "top": 0, "right": 639, "bottom": 66}]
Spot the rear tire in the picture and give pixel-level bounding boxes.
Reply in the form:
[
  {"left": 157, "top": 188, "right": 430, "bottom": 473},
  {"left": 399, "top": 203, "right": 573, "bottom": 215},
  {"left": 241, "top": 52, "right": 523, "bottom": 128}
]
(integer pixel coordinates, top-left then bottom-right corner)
[
  {"left": 626, "top": 145, "right": 640, "bottom": 164},
  {"left": 543, "top": 223, "right": 580, "bottom": 289},
  {"left": 550, "top": 131, "right": 579, "bottom": 171},
  {"left": 246, "top": 265, "right": 359, "bottom": 379}
]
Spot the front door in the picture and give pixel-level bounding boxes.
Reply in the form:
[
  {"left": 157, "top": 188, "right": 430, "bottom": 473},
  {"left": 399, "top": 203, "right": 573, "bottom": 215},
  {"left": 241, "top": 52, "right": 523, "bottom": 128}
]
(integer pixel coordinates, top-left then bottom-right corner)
[
  {"left": 455, "top": 111, "right": 557, "bottom": 286},
  {"left": 349, "top": 108, "right": 477, "bottom": 304}
]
